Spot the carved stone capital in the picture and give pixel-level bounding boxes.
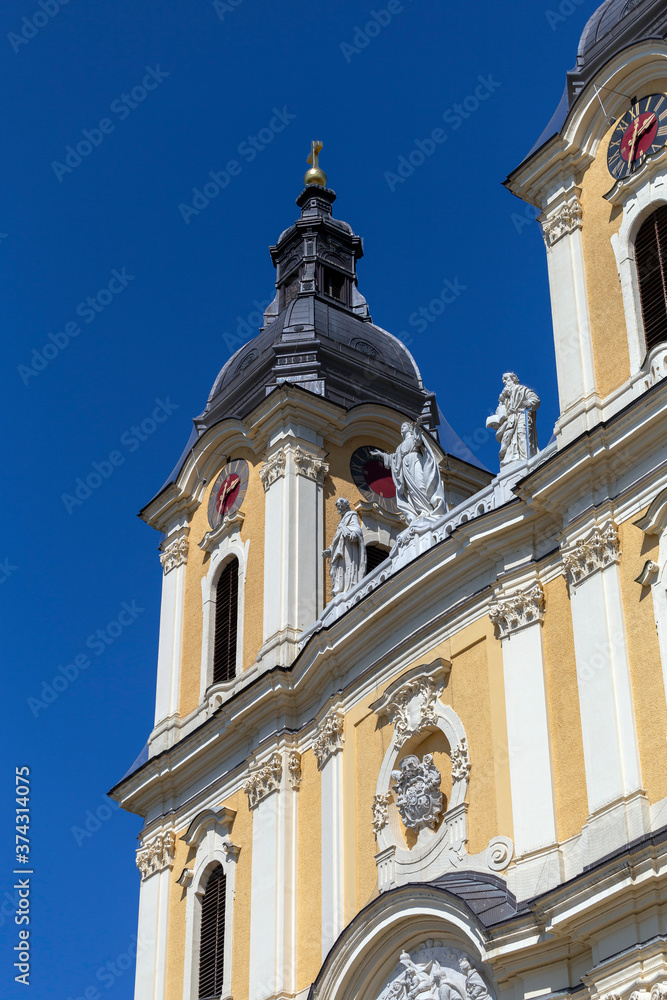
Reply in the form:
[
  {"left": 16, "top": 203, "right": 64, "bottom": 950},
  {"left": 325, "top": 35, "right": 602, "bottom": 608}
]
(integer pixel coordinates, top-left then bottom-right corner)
[
  {"left": 288, "top": 750, "right": 302, "bottom": 790},
  {"left": 243, "top": 752, "right": 283, "bottom": 809},
  {"left": 136, "top": 831, "right": 176, "bottom": 881},
  {"left": 450, "top": 737, "right": 471, "bottom": 782},
  {"left": 294, "top": 448, "right": 329, "bottom": 485},
  {"left": 313, "top": 711, "right": 345, "bottom": 770},
  {"left": 562, "top": 522, "right": 620, "bottom": 587},
  {"left": 260, "top": 449, "right": 287, "bottom": 491},
  {"left": 489, "top": 583, "right": 545, "bottom": 638},
  {"left": 541, "top": 196, "right": 583, "bottom": 248},
  {"left": 372, "top": 661, "right": 449, "bottom": 750},
  {"left": 160, "top": 537, "right": 189, "bottom": 574},
  {"left": 372, "top": 793, "right": 392, "bottom": 837}
]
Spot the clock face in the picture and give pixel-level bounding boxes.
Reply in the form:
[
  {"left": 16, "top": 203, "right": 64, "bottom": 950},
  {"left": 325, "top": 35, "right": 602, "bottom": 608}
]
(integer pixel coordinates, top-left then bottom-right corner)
[
  {"left": 608, "top": 94, "right": 667, "bottom": 180},
  {"left": 350, "top": 446, "right": 398, "bottom": 514},
  {"left": 207, "top": 459, "right": 249, "bottom": 529}
]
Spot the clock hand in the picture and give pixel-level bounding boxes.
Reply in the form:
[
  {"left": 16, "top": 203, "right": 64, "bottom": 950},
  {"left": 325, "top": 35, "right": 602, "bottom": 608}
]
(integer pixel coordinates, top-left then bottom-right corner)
[
  {"left": 627, "top": 119, "right": 640, "bottom": 166},
  {"left": 636, "top": 113, "right": 657, "bottom": 140}
]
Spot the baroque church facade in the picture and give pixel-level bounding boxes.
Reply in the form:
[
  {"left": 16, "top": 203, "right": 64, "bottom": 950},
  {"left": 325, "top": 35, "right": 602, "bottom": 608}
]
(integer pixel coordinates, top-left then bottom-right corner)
[{"left": 111, "top": 3, "right": 667, "bottom": 999}]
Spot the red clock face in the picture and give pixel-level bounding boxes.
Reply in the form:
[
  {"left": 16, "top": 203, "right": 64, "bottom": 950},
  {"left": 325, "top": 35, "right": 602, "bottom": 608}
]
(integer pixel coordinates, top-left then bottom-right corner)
[
  {"left": 350, "top": 446, "right": 398, "bottom": 514},
  {"left": 207, "top": 459, "right": 249, "bottom": 529},
  {"left": 608, "top": 94, "right": 667, "bottom": 180}
]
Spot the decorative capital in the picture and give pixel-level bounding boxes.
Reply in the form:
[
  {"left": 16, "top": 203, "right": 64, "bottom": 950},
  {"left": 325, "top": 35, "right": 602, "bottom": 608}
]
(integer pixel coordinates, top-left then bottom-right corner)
[
  {"left": 541, "top": 197, "right": 583, "bottom": 248},
  {"left": 160, "top": 537, "right": 189, "bottom": 574},
  {"left": 372, "top": 793, "right": 392, "bottom": 837},
  {"left": 489, "top": 583, "right": 545, "bottom": 638},
  {"left": 136, "top": 831, "right": 176, "bottom": 881},
  {"left": 372, "top": 661, "right": 449, "bottom": 750},
  {"left": 243, "top": 752, "right": 283, "bottom": 809},
  {"left": 294, "top": 447, "right": 329, "bottom": 485},
  {"left": 450, "top": 737, "right": 471, "bottom": 783},
  {"left": 562, "top": 522, "right": 620, "bottom": 587},
  {"left": 260, "top": 449, "right": 287, "bottom": 492},
  {"left": 287, "top": 750, "right": 303, "bottom": 790},
  {"left": 313, "top": 711, "right": 345, "bottom": 769}
]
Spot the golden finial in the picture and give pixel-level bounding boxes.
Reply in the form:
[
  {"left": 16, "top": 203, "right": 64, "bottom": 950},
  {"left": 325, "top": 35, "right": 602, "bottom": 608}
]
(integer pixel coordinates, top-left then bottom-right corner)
[{"left": 304, "top": 140, "right": 327, "bottom": 188}]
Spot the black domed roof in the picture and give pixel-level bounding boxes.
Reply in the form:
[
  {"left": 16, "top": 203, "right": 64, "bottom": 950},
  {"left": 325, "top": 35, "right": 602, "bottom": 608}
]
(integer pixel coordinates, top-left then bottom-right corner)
[
  {"left": 569, "top": 0, "right": 667, "bottom": 103},
  {"left": 197, "top": 183, "right": 439, "bottom": 436}
]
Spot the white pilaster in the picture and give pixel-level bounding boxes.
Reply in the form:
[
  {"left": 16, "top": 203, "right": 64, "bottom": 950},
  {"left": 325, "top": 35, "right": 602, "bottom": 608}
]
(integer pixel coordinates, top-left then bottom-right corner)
[
  {"left": 134, "top": 862, "right": 171, "bottom": 1000},
  {"left": 248, "top": 780, "right": 286, "bottom": 1000},
  {"left": 314, "top": 711, "right": 345, "bottom": 959},
  {"left": 261, "top": 443, "right": 328, "bottom": 666},
  {"left": 541, "top": 193, "right": 597, "bottom": 441},
  {"left": 564, "top": 523, "right": 647, "bottom": 861},
  {"left": 490, "top": 584, "right": 559, "bottom": 894},
  {"left": 154, "top": 527, "right": 189, "bottom": 726}
]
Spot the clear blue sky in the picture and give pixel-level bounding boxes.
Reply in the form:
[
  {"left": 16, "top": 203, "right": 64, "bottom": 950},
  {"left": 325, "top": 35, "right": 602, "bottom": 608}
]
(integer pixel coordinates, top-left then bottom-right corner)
[{"left": 2, "top": 1, "right": 595, "bottom": 996}]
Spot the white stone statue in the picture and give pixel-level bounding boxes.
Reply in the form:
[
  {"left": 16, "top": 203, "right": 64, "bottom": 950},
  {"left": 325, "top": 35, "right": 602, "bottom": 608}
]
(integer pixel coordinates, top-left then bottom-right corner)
[
  {"left": 371, "top": 420, "right": 447, "bottom": 524},
  {"left": 458, "top": 958, "right": 491, "bottom": 1000},
  {"left": 378, "top": 946, "right": 489, "bottom": 1000},
  {"left": 486, "top": 372, "right": 540, "bottom": 467},
  {"left": 323, "top": 498, "right": 367, "bottom": 597}
]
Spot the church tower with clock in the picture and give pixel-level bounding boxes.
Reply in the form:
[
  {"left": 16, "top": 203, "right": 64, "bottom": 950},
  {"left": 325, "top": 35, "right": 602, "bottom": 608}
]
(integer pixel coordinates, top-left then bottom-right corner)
[{"left": 112, "top": 4, "right": 667, "bottom": 1000}]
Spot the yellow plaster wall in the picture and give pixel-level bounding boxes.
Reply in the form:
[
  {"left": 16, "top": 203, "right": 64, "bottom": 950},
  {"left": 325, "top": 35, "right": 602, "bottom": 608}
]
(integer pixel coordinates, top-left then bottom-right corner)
[
  {"left": 542, "top": 575, "right": 588, "bottom": 842},
  {"left": 579, "top": 77, "right": 667, "bottom": 399},
  {"left": 617, "top": 517, "right": 667, "bottom": 804},
  {"left": 353, "top": 698, "right": 393, "bottom": 909},
  {"left": 297, "top": 749, "right": 321, "bottom": 992},
  {"left": 166, "top": 829, "right": 190, "bottom": 1000},
  {"left": 179, "top": 447, "right": 265, "bottom": 718},
  {"left": 229, "top": 792, "right": 253, "bottom": 1000}
]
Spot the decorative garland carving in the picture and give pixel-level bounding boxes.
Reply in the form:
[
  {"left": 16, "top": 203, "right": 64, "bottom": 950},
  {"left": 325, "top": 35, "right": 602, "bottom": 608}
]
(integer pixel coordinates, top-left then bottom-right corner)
[
  {"left": 136, "top": 831, "right": 176, "bottom": 881},
  {"left": 372, "top": 793, "right": 392, "bottom": 837},
  {"left": 313, "top": 711, "right": 345, "bottom": 770},
  {"left": 489, "top": 583, "right": 545, "bottom": 638},
  {"left": 293, "top": 448, "right": 329, "bottom": 485},
  {"left": 243, "top": 753, "right": 283, "bottom": 809},
  {"left": 562, "top": 522, "right": 620, "bottom": 587},
  {"left": 450, "top": 737, "right": 471, "bottom": 782},
  {"left": 541, "top": 197, "right": 583, "bottom": 248},
  {"left": 260, "top": 449, "right": 287, "bottom": 491},
  {"left": 288, "top": 751, "right": 302, "bottom": 790},
  {"left": 159, "top": 537, "right": 189, "bottom": 574}
]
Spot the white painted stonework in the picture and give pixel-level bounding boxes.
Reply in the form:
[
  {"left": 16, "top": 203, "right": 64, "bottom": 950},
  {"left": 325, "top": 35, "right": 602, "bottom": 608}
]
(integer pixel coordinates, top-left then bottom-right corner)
[
  {"left": 199, "top": 527, "right": 249, "bottom": 707},
  {"left": 244, "top": 752, "right": 283, "bottom": 809},
  {"left": 136, "top": 831, "right": 176, "bottom": 881},
  {"left": 391, "top": 754, "right": 443, "bottom": 833},
  {"left": 376, "top": 945, "right": 493, "bottom": 1000},
  {"left": 153, "top": 525, "right": 189, "bottom": 738}
]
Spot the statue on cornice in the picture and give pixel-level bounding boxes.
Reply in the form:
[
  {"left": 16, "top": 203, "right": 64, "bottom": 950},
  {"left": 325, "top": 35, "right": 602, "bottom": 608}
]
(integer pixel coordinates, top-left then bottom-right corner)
[
  {"left": 371, "top": 420, "right": 447, "bottom": 524},
  {"left": 486, "top": 372, "right": 540, "bottom": 467},
  {"left": 323, "top": 498, "right": 367, "bottom": 597}
]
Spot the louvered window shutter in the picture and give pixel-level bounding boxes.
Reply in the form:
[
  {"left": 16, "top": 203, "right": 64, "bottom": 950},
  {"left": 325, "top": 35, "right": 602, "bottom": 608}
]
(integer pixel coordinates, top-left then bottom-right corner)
[
  {"left": 213, "top": 558, "right": 238, "bottom": 684},
  {"left": 365, "top": 544, "right": 389, "bottom": 574},
  {"left": 198, "top": 865, "right": 226, "bottom": 1000},
  {"left": 636, "top": 205, "right": 667, "bottom": 353}
]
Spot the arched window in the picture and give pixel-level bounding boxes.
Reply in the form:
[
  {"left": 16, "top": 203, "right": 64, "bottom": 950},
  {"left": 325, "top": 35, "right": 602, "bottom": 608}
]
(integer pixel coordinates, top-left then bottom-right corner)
[
  {"left": 198, "top": 865, "right": 226, "bottom": 1000},
  {"left": 365, "top": 544, "right": 389, "bottom": 574},
  {"left": 213, "top": 558, "right": 238, "bottom": 684},
  {"left": 636, "top": 205, "right": 667, "bottom": 353}
]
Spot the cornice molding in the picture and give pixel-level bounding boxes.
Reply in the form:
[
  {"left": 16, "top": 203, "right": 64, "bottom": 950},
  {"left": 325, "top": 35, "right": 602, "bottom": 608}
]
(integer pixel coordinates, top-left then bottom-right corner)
[{"left": 198, "top": 510, "right": 245, "bottom": 553}]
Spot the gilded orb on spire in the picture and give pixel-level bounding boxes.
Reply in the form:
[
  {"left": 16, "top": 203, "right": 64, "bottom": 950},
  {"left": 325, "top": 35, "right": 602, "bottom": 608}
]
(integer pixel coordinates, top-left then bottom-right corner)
[{"left": 304, "top": 140, "right": 327, "bottom": 188}]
